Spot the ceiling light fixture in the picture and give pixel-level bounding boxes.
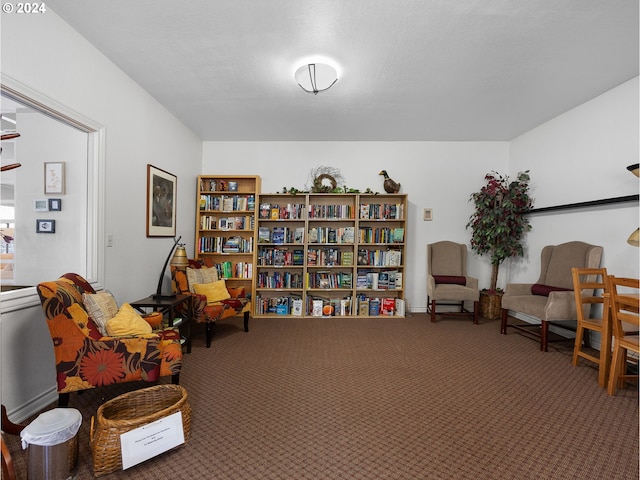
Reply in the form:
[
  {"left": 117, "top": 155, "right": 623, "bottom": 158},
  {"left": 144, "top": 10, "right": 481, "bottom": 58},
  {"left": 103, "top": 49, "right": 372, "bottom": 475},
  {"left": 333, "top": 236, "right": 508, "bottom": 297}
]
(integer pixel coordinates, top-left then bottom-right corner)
[{"left": 295, "top": 63, "right": 338, "bottom": 95}]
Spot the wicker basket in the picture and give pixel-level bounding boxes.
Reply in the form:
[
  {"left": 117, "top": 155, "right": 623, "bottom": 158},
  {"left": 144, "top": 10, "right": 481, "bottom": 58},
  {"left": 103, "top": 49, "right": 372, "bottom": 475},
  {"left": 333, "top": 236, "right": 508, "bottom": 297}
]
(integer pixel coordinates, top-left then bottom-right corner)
[
  {"left": 480, "top": 291, "right": 503, "bottom": 320},
  {"left": 90, "top": 384, "right": 191, "bottom": 477}
]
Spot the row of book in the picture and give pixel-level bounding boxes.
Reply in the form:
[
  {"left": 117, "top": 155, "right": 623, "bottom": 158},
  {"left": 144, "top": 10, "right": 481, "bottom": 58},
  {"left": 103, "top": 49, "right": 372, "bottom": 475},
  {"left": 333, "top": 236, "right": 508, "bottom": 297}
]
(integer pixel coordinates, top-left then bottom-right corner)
[
  {"left": 200, "top": 215, "right": 255, "bottom": 231},
  {"left": 307, "top": 248, "right": 353, "bottom": 266},
  {"left": 358, "top": 227, "right": 404, "bottom": 244},
  {"left": 354, "top": 295, "right": 405, "bottom": 316},
  {"left": 259, "top": 203, "right": 306, "bottom": 220},
  {"left": 307, "top": 271, "right": 353, "bottom": 289},
  {"left": 211, "top": 261, "right": 253, "bottom": 279},
  {"left": 254, "top": 294, "right": 405, "bottom": 316},
  {"left": 199, "top": 179, "right": 246, "bottom": 192},
  {"left": 357, "top": 249, "right": 402, "bottom": 267},
  {"left": 198, "top": 235, "right": 254, "bottom": 254},
  {"left": 307, "top": 204, "right": 355, "bottom": 220},
  {"left": 256, "top": 271, "right": 304, "bottom": 289},
  {"left": 355, "top": 270, "right": 403, "bottom": 290},
  {"left": 257, "top": 248, "right": 304, "bottom": 266},
  {"left": 199, "top": 195, "right": 256, "bottom": 212},
  {"left": 258, "top": 226, "right": 305, "bottom": 244},
  {"left": 308, "top": 226, "right": 355, "bottom": 244},
  {"left": 359, "top": 203, "right": 404, "bottom": 220}
]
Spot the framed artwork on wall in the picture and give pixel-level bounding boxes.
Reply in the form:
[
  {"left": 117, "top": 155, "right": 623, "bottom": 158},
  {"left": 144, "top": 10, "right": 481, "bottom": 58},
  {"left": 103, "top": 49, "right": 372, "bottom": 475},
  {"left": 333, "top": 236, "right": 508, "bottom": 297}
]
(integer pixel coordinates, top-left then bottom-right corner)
[
  {"left": 49, "top": 198, "right": 62, "bottom": 211},
  {"left": 146, "top": 164, "right": 177, "bottom": 237},
  {"left": 36, "top": 219, "right": 56, "bottom": 233},
  {"left": 44, "top": 162, "right": 65, "bottom": 194},
  {"left": 34, "top": 199, "right": 48, "bottom": 212}
]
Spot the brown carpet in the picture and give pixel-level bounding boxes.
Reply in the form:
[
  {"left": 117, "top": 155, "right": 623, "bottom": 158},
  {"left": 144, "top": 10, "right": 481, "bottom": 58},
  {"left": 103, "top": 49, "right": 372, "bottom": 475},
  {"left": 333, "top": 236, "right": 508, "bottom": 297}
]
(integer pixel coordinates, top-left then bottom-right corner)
[{"left": 5, "top": 314, "right": 639, "bottom": 479}]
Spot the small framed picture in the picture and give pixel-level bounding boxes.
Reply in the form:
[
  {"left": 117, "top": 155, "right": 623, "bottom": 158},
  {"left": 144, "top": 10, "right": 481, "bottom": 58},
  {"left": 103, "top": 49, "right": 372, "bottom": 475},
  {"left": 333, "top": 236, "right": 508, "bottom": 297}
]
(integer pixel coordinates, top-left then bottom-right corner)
[
  {"left": 44, "top": 162, "right": 65, "bottom": 194},
  {"left": 36, "top": 219, "right": 56, "bottom": 233},
  {"left": 48, "top": 198, "right": 62, "bottom": 211},
  {"left": 34, "top": 199, "right": 48, "bottom": 212}
]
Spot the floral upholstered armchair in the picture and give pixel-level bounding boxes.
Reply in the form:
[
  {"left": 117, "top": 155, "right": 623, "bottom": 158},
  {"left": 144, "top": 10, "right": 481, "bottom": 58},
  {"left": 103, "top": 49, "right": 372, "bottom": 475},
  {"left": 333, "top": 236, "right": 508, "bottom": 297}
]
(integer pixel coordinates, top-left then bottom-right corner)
[
  {"left": 36, "top": 273, "right": 183, "bottom": 406},
  {"left": 171, "top": 259, "right": 251, "bottom": 348}
]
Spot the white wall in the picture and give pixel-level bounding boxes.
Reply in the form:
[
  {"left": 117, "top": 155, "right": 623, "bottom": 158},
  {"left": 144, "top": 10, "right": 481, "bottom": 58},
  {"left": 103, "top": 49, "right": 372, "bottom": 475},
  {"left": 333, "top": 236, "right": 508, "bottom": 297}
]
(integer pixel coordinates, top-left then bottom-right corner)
[
  {"left": 1, "top": 10, "right": 202, "bottom": 420},
  {"left": 507, "top": 77, "right": 639, "bottom": 283},
  {"left": 203, "top": 141, "right": 510, "bottom": 310}
]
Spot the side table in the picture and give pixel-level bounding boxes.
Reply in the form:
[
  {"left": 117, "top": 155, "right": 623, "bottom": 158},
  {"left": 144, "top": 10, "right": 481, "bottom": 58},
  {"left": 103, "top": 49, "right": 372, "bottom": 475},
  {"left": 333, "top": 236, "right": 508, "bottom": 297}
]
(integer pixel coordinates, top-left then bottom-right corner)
[{"left": 130, "top": 294, "right": 192, "bottom": 354}]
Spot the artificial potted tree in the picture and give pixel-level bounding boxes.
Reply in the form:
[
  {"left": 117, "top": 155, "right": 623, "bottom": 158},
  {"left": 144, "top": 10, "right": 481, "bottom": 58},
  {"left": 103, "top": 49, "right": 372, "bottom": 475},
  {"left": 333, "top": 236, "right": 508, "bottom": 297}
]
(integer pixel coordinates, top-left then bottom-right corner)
[{"left": 466, "top": 171, "right": 533, "bottom": 319}]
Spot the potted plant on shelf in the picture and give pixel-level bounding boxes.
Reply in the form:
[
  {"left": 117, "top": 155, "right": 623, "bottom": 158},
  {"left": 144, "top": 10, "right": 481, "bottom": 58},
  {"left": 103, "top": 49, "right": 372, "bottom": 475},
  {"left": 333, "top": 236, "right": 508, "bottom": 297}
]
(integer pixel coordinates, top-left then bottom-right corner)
[{"left": 466, "top": 170, "right": 533, "bottom": 319}]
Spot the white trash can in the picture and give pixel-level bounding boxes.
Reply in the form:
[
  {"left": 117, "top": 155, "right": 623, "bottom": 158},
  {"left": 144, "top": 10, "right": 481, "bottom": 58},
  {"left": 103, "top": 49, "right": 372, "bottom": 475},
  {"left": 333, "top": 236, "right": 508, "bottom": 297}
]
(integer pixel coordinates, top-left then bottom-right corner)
[{"left": 20, "top": 408, "right": 82, "bottom": 480}]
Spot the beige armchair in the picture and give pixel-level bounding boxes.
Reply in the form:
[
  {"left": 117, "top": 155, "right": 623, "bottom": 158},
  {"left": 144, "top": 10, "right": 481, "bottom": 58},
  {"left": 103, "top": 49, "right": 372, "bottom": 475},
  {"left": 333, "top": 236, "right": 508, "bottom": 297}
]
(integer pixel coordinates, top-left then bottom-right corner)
[
  {"left": 427, "top": 241, "right": 479, "bottom": 324},
  {"left": 500, "top": 241, "right": 603, "bottom": 351}
]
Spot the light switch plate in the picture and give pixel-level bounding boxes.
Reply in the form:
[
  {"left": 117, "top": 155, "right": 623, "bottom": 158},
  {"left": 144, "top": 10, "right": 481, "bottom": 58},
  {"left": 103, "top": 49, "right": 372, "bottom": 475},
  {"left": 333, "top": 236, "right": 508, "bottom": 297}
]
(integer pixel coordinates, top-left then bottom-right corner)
[{"left": 423, "top": 208, "right": 433, "bottom": 221}]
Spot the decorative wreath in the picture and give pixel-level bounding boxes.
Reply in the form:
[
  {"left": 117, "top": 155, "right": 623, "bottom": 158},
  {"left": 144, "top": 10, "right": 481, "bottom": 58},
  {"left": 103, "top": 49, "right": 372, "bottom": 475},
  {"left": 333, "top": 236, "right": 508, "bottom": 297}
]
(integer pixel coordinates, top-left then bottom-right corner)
[
  {"left": 308, "top": 166, "right": 345, "bottom": 193},
  {"left": 313, "top": 173, "right": 337, "bottom": 193}
]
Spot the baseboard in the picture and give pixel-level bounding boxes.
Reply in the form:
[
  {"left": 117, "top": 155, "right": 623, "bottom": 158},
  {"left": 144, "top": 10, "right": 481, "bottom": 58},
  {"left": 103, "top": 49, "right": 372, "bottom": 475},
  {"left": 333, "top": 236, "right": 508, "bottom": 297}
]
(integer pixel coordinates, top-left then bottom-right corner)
[{"left": 8, "top": 386, "right": 57, "bottom": 424}]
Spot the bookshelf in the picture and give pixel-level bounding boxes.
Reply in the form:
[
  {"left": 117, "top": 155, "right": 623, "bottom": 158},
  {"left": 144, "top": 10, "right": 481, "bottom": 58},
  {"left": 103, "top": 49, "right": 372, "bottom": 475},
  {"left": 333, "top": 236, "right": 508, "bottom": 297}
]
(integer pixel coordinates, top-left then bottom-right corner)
[
  {"left": 253, "top": 192, "right": 407, "bottom": 318},
  {"left": 196, "top": 175, "right": 261, "bottom": 295}
]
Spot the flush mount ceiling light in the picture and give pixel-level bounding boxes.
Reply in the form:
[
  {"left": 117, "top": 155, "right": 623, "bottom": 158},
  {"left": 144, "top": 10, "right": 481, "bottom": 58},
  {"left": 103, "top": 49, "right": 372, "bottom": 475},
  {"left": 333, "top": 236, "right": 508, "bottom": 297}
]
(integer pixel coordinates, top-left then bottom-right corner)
[{"left": 295, "top": 63, "right": 338, "bottom": 95}]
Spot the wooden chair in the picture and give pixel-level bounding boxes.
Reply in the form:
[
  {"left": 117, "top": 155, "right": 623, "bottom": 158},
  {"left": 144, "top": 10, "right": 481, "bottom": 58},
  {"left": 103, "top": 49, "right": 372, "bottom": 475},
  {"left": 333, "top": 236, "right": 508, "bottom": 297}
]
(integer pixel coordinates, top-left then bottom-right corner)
[
  {"left": 571, "top": 267, "right": 611, "bottom": 387},
  {"left": 605, "top": 275, "right": 640, "bottom": 396},
  {"left": 426, "top": 241, "right": 479, "bottom": 324},
  {"left": 2, "top": 405, "right": 25, "bottom": 480}
]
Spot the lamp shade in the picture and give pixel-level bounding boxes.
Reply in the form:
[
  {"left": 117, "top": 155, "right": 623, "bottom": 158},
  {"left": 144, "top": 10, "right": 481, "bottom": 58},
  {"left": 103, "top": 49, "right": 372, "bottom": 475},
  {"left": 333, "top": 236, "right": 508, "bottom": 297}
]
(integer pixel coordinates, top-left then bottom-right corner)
[
  {"left": 295, "top": 63, "right": 338, "bottom": 95},
  {"left": 170, "top": 245, "right": 189, "bottom": 268},
  {"left": 627, "top": 228, "right": 640, "bottom": 247}
]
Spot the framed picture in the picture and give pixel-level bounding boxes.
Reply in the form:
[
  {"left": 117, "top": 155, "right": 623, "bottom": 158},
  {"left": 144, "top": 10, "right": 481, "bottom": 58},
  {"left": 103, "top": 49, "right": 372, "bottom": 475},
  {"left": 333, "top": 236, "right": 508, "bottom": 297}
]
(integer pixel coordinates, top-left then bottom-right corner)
[
  {"left": 146, "top": 164, "right": 177, "bottom": 237},
  {"left": 34, "top": 199, "right": 48, "bottom": 212},
  {"left": 44, "top": 162, "right": 65, "bottom": 194},
  {"left": 48, "top": 198, "right": 62, "bottom": 211},
  {"left": 36, "top": 219, "right": 56, "bottom": 233}
]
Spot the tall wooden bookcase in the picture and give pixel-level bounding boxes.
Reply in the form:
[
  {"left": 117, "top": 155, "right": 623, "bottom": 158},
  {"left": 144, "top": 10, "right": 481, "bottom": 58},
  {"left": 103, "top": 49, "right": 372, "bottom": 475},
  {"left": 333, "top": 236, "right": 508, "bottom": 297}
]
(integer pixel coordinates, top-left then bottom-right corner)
[
  {"left": 195, "top": 175, "right": 261, "bottom": 295},
  {"left": 253, "top": 192, "right": 407, "bottom": 318}
]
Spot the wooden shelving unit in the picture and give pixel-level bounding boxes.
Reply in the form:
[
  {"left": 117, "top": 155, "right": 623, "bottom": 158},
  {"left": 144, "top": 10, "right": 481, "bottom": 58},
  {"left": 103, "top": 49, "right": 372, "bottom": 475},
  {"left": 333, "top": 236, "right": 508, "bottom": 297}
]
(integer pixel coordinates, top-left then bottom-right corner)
[
  {"left": 195, "top": 175, "right": 261, "bottom": 295},
  {"left": 253, "top": 192, "right": 407, "bottom": 318}
]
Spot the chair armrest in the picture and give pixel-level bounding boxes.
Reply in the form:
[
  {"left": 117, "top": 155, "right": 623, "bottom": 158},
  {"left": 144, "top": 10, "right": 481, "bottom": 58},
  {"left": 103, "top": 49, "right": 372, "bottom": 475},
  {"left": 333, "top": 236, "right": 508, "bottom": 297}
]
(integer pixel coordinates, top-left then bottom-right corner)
[
  {"left": 504, "top": 283, "right": 534, "bottom": 296},
  {"left": 427, "top": 275, "right": 436, "bottom": 296},
  {"left": 545, "top": 290, "right": 577, "bottom": 320},
  {"left": 465, "top": 276, "right": 479, "bottom": 291}
]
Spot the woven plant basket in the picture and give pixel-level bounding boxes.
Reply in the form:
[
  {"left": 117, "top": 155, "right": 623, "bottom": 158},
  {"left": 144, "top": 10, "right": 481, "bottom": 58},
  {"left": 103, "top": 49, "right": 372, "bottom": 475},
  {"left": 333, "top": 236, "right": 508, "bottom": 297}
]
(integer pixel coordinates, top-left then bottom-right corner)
[
  {"left": 90, "top": 384, "right": 191, "bottom": 477},
  {"left": 479, "top": 291, "right": 503, "bottom": 320}
]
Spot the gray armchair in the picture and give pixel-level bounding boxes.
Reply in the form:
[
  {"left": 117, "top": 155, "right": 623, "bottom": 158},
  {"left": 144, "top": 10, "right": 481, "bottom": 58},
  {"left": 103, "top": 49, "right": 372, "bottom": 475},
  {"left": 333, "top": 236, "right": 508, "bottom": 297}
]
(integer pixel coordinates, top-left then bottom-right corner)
[
  {"left": 500, "top": 241, "right": 603, "bottom": 351},
  {"left": 427, "top": 241, "right": 479, "bottom": 324}
]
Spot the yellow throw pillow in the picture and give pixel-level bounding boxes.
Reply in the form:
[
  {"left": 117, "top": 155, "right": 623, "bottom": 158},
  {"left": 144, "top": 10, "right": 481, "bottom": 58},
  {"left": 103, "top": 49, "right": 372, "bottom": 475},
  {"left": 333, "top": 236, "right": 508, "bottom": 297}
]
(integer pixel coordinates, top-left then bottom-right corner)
[
  {"left": 193, "top": 280, "right": 231, "bottom": 304},
  {"left": 105, "top": 303, "right": 153, "bottom": 337}
]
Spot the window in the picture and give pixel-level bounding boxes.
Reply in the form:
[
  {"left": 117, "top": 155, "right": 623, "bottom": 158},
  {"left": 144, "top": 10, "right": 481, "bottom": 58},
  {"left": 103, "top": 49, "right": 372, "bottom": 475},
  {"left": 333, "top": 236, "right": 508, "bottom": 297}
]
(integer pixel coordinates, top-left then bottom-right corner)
[{"left": 0, "top": 77, "right": 105, "bottom": 304}]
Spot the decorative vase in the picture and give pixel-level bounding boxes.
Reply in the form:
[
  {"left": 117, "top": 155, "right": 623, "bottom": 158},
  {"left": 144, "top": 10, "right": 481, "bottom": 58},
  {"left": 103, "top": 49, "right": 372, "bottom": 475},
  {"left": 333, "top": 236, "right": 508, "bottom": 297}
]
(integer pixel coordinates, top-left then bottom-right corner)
[{"left": 480, "top": 291, "right": 503, "bottom": 320}]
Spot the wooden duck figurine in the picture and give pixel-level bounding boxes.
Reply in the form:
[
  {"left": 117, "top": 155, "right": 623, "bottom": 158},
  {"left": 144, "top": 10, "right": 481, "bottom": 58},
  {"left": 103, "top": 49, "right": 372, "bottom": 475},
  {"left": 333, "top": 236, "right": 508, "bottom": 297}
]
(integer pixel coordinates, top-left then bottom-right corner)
[{"left": 379, "top": 170, "right": 401, "bottom": 193}]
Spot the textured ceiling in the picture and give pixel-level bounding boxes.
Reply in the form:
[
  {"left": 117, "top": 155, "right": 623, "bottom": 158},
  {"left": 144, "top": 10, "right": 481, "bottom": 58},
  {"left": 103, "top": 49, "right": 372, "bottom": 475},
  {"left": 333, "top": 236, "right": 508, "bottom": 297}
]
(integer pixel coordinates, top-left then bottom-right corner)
[{"left": 46, "top": 0, "right": 638, "bottom": 141}]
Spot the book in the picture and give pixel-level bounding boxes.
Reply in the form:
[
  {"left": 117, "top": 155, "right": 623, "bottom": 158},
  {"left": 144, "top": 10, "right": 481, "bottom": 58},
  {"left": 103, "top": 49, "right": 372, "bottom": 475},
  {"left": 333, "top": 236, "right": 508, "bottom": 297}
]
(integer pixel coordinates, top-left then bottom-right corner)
[
  {"left": 378, "top": 271, "right": 389, "bottom": 290},
  {"left": 368, "top": 298, "right": 380, "bottom": 316},
  {"left": 292, "top": 298, "right": 303, "bottom": 316},
  {"left": 388, "top": 250, "right": 402, "bottom": 266},
  {"left": 341, "top": 251, "right": 354, "bottom": 266},
  {"left": 270, "top": 207, "right": 280, "bottom": 220},
  {"left": 340, "top": 298, "right": 351, "bottom": 316},
  {"left": 395, "top": 298, "right": 405, "bottom": 316},
  {"left": 394, "top": 272, "right": 403, "bottom": 289},
  {"left": 358, "top": 299, "right": 369, "bottom": 316},
  {"left": 312, "top": 299, "right": 323, "bottom": 317},
  {"left": 271, "top": 227, "right": 286, "bottom": 244},
  {"left": 259, "top": 203, "right": 271, "bottom": 219},
  {"left": 366, "top": 272, "right": 378, "bottom": 290},
  {"left": 222, "top": 196, "right": 234, "bottom": 212},
  {"left": 258, "top": 227, "right": 271, "bottom": 243},
  {"left": 294, "top": 227, "right": 304, "bottom": 243},
  {"left": 381, "top": 297, "right": 395, "bottom": 315},
  {"left": 393, "top": 227, "right": 405, "bottom": 243}
]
